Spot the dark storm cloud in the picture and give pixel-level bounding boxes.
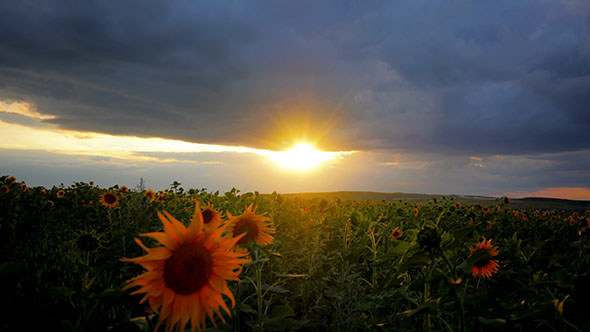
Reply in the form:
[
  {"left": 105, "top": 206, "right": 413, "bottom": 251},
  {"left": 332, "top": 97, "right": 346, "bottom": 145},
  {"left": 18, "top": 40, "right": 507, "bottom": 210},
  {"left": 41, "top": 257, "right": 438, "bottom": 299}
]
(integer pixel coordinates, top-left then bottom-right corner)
[{"left": 1, "top": 0, "right": 589, "bottom": 154}]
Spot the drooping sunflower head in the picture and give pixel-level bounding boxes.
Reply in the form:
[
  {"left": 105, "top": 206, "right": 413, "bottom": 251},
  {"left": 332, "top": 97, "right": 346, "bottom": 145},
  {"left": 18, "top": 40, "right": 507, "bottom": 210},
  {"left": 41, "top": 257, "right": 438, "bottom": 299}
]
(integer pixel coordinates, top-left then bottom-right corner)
[
  {"left": 389, "top": 227, "right": 403, "bottom": 240},
  {"left": 57, "top": 189, "right": 66, "bottom": 198},
  {"left": 45, "top": 200, "right": 55, "bottom": 208},
  {"left": 469, "top": 238, "right": 500, "bottom": 278},
  {"left": 201, "top": 203, "right": 222, "bottom": 229},
  {"left": 121, "top": 202, "right": 251, "bottom": 332},
  {"left": 75, "top": 231, "right": 102, "bottom": 251},
  {"left": 227, "top": 203, "right": 275, "bottom": 246},
  {"left": 99, "top": 192, "right": 118, "bottom": 208}
]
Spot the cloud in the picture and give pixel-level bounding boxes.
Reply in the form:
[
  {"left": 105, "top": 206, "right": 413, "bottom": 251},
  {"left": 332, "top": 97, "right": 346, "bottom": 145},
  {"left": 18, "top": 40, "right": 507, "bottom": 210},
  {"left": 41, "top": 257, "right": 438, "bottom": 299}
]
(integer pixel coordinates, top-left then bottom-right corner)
[
  {"left": 0, "top": 100, "right": 56, "bottom": 120},
  {"left": 0, "top": 1, "right": 588, "bottom": 155}
]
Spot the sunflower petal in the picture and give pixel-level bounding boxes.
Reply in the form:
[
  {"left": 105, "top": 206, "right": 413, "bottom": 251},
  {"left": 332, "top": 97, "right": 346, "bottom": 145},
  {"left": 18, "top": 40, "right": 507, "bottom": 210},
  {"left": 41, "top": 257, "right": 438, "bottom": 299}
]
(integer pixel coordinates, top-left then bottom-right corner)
[{"left": 140, "top": 232, "right": 176, "bottom": 249}]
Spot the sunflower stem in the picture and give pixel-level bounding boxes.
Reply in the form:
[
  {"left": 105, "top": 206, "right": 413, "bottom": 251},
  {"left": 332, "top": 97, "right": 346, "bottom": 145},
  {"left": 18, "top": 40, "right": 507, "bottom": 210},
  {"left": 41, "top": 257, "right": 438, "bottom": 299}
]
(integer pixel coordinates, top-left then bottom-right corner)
[
  {"left": 439, "top": 245, "right": 457, "bottom": 280},
  {"left": 256, "top": 265, "right": 264, "bottom": 332},
  {"left": 459, "top": 278, "right": 469, "bottom": 332}
]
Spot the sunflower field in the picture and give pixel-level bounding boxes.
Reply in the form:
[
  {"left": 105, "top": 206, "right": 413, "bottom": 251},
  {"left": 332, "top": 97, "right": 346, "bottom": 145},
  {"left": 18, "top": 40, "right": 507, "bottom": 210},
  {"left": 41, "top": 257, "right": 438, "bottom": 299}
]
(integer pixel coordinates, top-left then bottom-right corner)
[{"left": 1, "top": 175, "right": 590, "bottom": 332}]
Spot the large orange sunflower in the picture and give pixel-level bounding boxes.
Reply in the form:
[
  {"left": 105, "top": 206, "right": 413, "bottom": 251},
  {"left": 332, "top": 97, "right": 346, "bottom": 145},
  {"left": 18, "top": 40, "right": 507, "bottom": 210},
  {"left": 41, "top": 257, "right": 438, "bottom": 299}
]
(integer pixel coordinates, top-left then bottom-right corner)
[
  {"left": 227, "top": 203, "right": 275, "bottom": 246},
  {"left": 99, "top": 192, "right": 118, "bottom": 208},
  {"left": 121, "top": 203, "right": 251, "bottom": 332},
  {"left": 469, "top": 238, "right": 499, "bottom": 278}
]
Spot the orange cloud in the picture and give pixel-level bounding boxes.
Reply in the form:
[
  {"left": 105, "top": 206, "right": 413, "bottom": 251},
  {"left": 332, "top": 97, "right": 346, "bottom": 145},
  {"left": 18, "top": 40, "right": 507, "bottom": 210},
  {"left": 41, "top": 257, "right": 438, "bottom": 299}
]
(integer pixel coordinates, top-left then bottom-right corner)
[{"left": 507, "top": 187, "right": 590, "bottom": 201}]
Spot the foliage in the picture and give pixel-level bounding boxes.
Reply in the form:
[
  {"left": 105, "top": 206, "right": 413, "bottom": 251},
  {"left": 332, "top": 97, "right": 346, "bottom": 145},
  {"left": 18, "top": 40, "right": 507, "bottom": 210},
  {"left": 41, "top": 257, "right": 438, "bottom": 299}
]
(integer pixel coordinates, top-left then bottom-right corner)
[{"left": 1, "top": 175, "right": 589, "bottom": 331}]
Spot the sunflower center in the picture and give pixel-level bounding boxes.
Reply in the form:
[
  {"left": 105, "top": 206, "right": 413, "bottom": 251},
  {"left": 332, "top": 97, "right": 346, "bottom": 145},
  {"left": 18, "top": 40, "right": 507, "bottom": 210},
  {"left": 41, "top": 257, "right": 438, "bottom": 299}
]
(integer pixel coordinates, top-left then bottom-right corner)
[
  {"left": 233, "top": 218, "right": 259, "bottom": 245},
  {"left": 104, "top": 193, "right": 117, "bottom": 204},
  {"left": 202, "top": 210, "right": 214, "bottom": 224},
  {"left": 164, "top": 243, "right": 212, "bottom": 295}
]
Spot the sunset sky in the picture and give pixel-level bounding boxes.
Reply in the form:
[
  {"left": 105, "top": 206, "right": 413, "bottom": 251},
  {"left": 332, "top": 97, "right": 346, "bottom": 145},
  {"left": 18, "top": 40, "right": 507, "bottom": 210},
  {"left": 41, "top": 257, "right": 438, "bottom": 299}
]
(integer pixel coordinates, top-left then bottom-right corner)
[{"left": 1, "top": 1, "right": 590, "bottom": 200}]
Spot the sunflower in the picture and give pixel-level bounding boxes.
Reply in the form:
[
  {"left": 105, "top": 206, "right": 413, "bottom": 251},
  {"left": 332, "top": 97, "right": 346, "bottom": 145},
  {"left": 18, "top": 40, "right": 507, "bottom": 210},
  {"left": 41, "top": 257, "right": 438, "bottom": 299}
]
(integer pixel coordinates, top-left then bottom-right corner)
[
  {"left": 413, "top": 208, "right": 419, "bottom": 217},
  {"left": 482, "top": 206, "right": 489, "bottom": 214},
  {"left": 57, "top": 189, "right": 65, "bottom": 198},
  {"left": 456, "top": 202, "right": 462, "bottom": 208},
  {"left": 389, "top": 227, "right": 403, "bottom": 240},
  {"left": 7, "top": 176, "right": 16, "bottom": 184},
  {"left": 121, "top": 202, "right": 251, "bottom": 332},
  {"left": 45, "top": 200, "right": 55, "bottom": 208},
  {"left": 1, "top": 185, "right": 8, "bottom": 194},
  {"left": 201, "top": 203, "right": 222, "bottom": 229},
  {"left": 99, "top": 192, "right": 118, "bottom": 208},
  {"left": 40, "top": 189, "right": 46, "bottom": 196},
  {"left": 145, "top": 189, "right": 156, "bottom": 202},
  {"left": 227, "top": 203, "right": 275, "bottom": 246},
  {"left": 120, "top": 185, "right": 129, "bottom": 193},
  {"left": 469, "top": 238, "right": 499, "bottom": 278}
]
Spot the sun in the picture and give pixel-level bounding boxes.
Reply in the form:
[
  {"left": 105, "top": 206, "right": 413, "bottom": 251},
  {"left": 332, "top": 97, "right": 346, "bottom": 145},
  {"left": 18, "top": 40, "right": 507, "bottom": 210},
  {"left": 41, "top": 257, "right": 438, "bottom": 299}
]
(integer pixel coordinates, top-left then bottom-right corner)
[{"left": 269, "top": 143, "right": 336, "bottom": 170}]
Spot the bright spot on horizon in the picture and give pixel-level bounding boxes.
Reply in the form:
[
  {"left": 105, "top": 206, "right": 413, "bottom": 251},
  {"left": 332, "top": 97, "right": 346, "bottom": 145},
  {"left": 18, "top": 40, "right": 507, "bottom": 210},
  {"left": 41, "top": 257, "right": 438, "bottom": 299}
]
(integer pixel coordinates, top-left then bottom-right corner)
[
  {"left": 269, "top": 143, "right": 340, "bottom": 170},
  {"left": 0, "top": 115, "right": 355, "bottom": 167}
]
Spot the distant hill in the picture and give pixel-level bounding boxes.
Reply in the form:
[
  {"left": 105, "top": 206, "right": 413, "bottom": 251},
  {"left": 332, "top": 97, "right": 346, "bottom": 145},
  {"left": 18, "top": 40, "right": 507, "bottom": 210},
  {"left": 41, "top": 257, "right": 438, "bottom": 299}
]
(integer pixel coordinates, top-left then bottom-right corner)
[{"left": 280, "top": 191, "right": 590, "bottom": 211}]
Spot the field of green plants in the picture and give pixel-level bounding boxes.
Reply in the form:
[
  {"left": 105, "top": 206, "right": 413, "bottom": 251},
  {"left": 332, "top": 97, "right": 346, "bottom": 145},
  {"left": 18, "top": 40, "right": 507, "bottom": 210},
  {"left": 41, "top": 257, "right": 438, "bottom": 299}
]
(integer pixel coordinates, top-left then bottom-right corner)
[{"left": 1, "top": 175, "right": 590, "bottom": 332}]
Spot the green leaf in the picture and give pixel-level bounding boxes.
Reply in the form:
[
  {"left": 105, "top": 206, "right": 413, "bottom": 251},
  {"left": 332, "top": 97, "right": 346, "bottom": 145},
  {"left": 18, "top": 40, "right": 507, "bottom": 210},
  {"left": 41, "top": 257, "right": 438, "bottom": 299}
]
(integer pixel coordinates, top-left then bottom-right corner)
[
  {"left": 263, "top": 305, "right": 295, "bottom": 328},
  {"left": 267, "top": 285, "right": 290, "bottom": 294},
  {"left": 390, "top": 241, "right": 412, "bottom": 257},
  {"left": 397, "top": 252, "right": 432, "bottom": 273},
  {"left": 452, "top": 225, "right": 478, "bottom": 244},
  {"left": 478, "top": 316, "right": 506, "bottom": 326},
  {"left": 51, "top": 286, "right": 75, "bottom": 298},
  {"left": 400, "top": 298, "right": 440, "bottom": 316},
  {"left": 239, "top": 303, "right": 256, "bottom": 314},
  {"left": 458, "top": 250, "right": 491, "bottom": 273},
  {"left": 89, "top": 288, "right": 123, "bottom": 301}
]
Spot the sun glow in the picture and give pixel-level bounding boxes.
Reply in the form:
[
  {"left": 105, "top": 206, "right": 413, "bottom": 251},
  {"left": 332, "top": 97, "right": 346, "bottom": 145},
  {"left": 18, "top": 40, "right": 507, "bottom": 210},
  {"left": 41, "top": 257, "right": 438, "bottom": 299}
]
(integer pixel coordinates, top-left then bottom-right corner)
[
  {"left": 0, "top": 104, "right": 354, "bottom": 169},
  {"left": 269, "top": 143, "right": 339, "bottom": 170}
]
